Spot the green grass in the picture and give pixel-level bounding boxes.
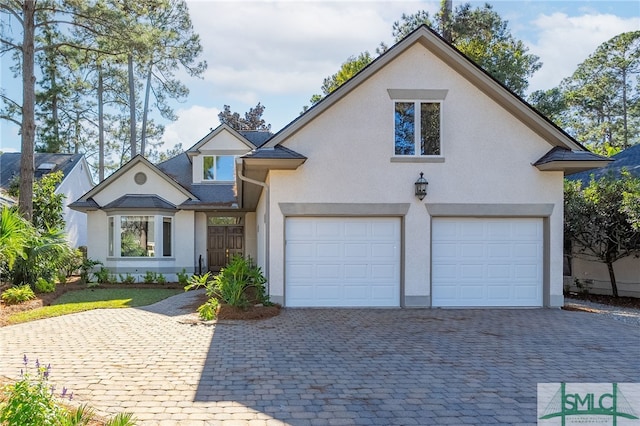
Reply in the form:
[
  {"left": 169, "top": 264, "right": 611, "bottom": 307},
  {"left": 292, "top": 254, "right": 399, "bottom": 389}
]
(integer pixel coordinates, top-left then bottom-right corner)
[{"left": 7, "top": 288, "right": 182, "bottom": 325}]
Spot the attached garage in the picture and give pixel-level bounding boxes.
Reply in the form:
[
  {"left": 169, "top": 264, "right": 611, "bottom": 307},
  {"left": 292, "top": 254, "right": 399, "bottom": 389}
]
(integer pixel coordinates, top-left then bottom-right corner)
[
  {"left": 432, "top": 217, "right": 543, "bottom": 307},
  {"left": 285, "top": 217, "right": 401, "bottom": 307}
]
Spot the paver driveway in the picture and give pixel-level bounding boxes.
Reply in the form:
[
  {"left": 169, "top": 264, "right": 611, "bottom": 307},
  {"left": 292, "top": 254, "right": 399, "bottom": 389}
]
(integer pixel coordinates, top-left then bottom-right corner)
[{"left": 1, "top": 291, "right": 638, "bottom": 425}]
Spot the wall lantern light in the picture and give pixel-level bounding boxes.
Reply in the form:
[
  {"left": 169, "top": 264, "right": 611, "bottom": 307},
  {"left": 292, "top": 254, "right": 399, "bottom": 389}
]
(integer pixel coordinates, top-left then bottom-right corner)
[{"left": 415, "top": 172, "right": 428, "bottom": 200}]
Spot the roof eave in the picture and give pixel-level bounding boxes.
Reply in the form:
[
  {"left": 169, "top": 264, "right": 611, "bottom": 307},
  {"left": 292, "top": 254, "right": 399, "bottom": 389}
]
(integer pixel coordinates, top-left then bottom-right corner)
[
  {"left": 535, "top": 160, "right": 613, "bottom": 175},
  {"left": 243, "top": 157, "right": 307, "bottom": 171}
]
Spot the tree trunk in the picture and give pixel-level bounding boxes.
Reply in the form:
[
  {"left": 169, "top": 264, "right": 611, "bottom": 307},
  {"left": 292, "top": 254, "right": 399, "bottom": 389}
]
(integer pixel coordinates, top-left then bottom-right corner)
[
  {"left": 128, "top": 53, "right": 137, "bottom": 157},
  {"left": 606, "top": 261, "right": 619, "bottom": 298},
  {"left": 19, "top": 1, "right": 36, "bottom": 222},
  {"left": 621, "top": 67, "right": 628, "bottom": 149},
  {"left": 98, "top": 64, "right": 105, "bottom": 182},
  {"left": 440, "top": 0, "right": 453, "bottom": 42},
  {"left": 140, "top": 65, "right": 152, "bottom": 157}
]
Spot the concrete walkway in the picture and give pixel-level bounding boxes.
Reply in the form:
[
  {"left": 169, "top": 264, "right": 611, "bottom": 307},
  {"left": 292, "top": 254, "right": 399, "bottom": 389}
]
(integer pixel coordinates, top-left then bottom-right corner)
[{"left": 1, "top": 292, "right": 638, "bottom": 425}]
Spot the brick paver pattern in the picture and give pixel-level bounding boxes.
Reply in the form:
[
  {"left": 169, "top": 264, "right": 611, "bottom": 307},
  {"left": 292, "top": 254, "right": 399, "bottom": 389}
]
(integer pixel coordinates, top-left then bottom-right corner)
[{"left": 1, "top": 291, "right": 638, "bottom": 425}]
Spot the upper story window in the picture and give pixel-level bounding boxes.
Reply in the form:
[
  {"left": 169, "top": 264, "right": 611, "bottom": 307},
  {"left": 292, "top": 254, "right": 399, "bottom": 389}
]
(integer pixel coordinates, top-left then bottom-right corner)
[
  {"left": 203, "top": 155, "right": 235, "bottom": 181},
  {"left": 394, "top": 101, "right": 441, "bottom": 156}
]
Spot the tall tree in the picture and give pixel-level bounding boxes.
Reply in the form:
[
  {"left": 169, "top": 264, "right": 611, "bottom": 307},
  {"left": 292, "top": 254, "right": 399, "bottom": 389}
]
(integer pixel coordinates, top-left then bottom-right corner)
[
  {"left": 392, "top": 2, "right": 541, "bottom": 95},
  {"left": 558, "top": 31, "right": 640, "bottom": 152},
  {"left": 218, "top": 103, "right": 272, "bottom": 132},
  {"left": 0, "top": 0, "right": 121, "bottom": 220},
  {"left": 564, "top": 171, "right": 640, "bottom": 297},
  {"left": 307, "top": 52, "right": 374, "bottom": 107}
]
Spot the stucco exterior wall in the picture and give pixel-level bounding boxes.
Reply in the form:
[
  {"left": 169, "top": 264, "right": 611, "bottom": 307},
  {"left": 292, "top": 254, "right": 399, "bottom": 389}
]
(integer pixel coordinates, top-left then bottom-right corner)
[
  {"left": 265, "top": 43, "right": 565, "bottom": 307},
  {"left": 570, "top": 254, "right": 640, "bottom": 297},
  {"left": 92, "top": 162, "right": 189, "bottom": 207},
  {"left": 58, "top": 159, "right": 93, "bottom": 247},
  {"left": 194, "top": 212, "right": 208, "bottom": 274}
]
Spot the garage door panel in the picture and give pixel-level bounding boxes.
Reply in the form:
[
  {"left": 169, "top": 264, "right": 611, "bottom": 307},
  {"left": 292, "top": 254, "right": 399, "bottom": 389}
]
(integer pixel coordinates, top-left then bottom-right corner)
[
  {"left": 432, "top": 218, "right": 542, "bottom": 307},
  {"left": 286, "top": 217, "right": 400, "bottom": 307}
]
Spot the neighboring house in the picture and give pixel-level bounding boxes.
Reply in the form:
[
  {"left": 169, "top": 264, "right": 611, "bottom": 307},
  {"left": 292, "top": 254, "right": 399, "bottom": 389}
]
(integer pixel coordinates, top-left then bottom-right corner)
[
  {"left": 0, "top": 153, "right": 94, "bottom": 247},
  {"left": 0, "top": 189, "right": 15, "bottom": 207},
  {"left": 71, "top": 26, "right": 609, "bottom": 308},
  {"left": 564, "top": 144, "right": 640, "bottom": 297}
]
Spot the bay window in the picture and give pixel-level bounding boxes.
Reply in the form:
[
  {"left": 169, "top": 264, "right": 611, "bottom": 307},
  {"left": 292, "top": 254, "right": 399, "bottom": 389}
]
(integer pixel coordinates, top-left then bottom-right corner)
[{"left": 108, "top": 214, "right": 173, "bottom": 258}]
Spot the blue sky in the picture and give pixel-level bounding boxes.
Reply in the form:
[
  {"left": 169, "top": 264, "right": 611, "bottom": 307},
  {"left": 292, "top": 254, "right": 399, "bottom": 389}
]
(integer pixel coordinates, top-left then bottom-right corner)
[{"left": 1, "top": 0, "right": 639, "bottom": 154}]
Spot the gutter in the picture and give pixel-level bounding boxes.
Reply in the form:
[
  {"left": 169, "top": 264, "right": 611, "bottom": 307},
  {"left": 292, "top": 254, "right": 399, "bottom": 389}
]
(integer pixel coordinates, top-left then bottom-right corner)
[{"left": 236, "top": 162, "right": 270, "bottom": 294}]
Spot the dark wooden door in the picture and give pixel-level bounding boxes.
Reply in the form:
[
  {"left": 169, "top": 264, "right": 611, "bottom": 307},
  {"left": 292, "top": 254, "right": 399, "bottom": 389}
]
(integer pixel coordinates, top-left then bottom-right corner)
[{"left": 208, "top": 226, "right": 244, "bottom": 272}]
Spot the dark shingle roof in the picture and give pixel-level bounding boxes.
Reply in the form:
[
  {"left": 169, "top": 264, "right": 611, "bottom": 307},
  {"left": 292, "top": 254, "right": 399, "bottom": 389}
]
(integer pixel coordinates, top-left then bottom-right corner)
[
  {"left": 0, "top": 153, "right": 85, "bottom": 189},
  {"left": 567, "top": 144, "right": 640, "bottom": 182},
  {"left": 239, "top": 131, "right": 273, "bottom": 147},
  {"left": 102, "top": 195, "right": 176, "bottom": 210},
  {"left": 242, "top": 146, "right": 307, "bottom": 160},
  {"left": 534, "top": 146, "right": 609, "bottom": 166},
  {"left": 156, "top": 153, "right": 238, "bottom": 204},
  {"left": 68, "top": 198, "right": 100, "bottom": 210}
]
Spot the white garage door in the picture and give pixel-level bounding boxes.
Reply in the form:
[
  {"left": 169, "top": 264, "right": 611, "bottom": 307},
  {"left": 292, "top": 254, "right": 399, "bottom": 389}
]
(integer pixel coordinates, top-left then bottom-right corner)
[
  {"left": 432, "top": 218, "right": 543, "bottom": 307},
  {"left": 285, "top": 217, "right": 400, "bottom": 307}
]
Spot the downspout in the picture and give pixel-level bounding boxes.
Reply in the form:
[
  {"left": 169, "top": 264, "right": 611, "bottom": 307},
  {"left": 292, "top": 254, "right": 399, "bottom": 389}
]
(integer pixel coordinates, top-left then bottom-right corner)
[{"left": 236, "top": 162, "right": 270, "bottom": 294}]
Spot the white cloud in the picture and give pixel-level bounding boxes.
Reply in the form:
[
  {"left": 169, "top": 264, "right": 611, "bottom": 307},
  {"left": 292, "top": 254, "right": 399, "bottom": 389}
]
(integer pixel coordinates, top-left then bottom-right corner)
[
  {"left": 162, "top": 105, "right": 221, "bottom": 150},
  {"left": 528, "top": 12, "right": 640, "bottom": 92}
]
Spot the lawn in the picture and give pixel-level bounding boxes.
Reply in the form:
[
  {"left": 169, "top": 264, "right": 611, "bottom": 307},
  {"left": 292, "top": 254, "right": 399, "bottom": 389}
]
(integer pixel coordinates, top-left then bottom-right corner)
[{"left": 6, "top": 288, "right": 182, "bottom": 325}]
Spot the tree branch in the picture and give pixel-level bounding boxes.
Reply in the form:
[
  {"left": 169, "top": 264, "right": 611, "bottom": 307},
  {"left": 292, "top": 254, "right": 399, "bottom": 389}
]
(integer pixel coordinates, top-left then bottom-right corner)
[
  {"left": 0, "top": 36, "right": 21, "bottom": 51},
  {"left": 0, "top": 3, "right": 24, "bottom": 25}
]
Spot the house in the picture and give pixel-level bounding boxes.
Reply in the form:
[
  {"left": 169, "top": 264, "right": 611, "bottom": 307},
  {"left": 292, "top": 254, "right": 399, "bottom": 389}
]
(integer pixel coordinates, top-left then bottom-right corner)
[
  {"left": 71, "top": 26, "right": 610, "bottom": 307},
  {"left": 0, "top": 152, "right": 94, "bottom": 247},
  {"left": 564, "top": 144, "right": 640, "bottom": 297}
]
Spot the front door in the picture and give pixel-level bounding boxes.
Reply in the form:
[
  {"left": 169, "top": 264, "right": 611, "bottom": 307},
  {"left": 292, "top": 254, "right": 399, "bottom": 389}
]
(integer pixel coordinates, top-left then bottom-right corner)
[{"left": 208, "top": 225, "right": 244, "bottom": 272}]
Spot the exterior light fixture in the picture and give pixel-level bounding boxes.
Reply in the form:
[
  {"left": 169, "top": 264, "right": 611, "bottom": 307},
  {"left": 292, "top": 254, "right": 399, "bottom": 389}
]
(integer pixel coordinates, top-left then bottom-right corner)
[{"left": 415, "top": 172, "right": 428, "bottom": 200}]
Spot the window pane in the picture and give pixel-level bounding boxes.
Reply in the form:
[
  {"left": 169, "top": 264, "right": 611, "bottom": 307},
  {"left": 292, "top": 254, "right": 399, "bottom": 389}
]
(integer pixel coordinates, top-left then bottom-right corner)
[
  {"left": 208, "top": 216, "right": 242, "bottom": 225},
  {"left": 108, "top": 217, "right": 114, "bottom": 256},
  {"left": 203, "top": 156, "right": 215, "bottom": 180},
  {"left": 121, "top": 216, "right": 155, "bottom": 257},
  {"left": 420, "top": 103, "right": 441, "bottom": 155},
  {"left": 395, "top": 102, "right": 415, "bottom": 155},
  {"left": 216, "top": 156, "right": 235, "bottom": 181},
  {"left": 163, "top": 217, "right": 172, "bottom": 257}
]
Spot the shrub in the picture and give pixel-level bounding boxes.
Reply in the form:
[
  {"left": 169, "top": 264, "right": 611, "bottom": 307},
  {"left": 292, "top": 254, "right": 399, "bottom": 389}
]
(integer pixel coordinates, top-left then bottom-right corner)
[
  {"left": 197, "top": 298, "right": 219, "bottom": 320},
  {"left": 1, "top": 285, "right": 36, "bottom": 305},
  {"left": 142, "top": 271, "right": 157, "bottom": 284},
  {"left": 79, "top": 258, "right": 102, "bottom": 284},
  {"left": 34, "top": 277, "right": 56, "bottom": 293},
  {"left": 213, "top": 255, "right": 268, "bottom": 308},
  {"left": 94, "top": 267, "right": 113, "bottom": 284},
  {"left": 56, "top": 271, "right": 68, "bottom": 285},
  {"left": 176, "top": 268, "right": 190, "bottom": 285},
  {"left": 0, "top": 355, "right": 136, "bottom": 426},
  {"left": 155, "top": 273, "right": 166, "bottom": 285},
  {"left": 118, "top": 273, "right": 136, "bottom": 284}
]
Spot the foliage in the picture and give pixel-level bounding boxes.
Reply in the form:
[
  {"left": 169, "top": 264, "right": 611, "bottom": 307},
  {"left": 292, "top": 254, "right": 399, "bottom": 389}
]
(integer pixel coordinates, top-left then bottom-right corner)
[
  {"left": 1, "top": 285, "right": 36, "bottom": 305},
  {"left": 7, "top": 289, "right": 182, "bottom": 325},
  {"left": 218, "top": 103, "right": 272, "bottom": 131},
  {"left": 393, "top": 3, "right": 541, "bottom": 96},
  {"left": 35, "top": 277, "right": 56, "bottom": 294},
  {"left": 155, "top": 273, "right": 166, "bottom": 285},
  {"left": 176, "top": 268, "right": 190, "bottom": 285},
  {"left": 307, "top": 52, "right": 374, "bottom": 107},
  {"left": 184, "top": 272, "right": 213, "bottom": 292},
  {"left": 119, "top": 273, "right": 137, "bottom": 284},
  {"left": 212, "top": 256, "right": 268, "bottom": 308},
  {"left": 79, "top": 258, "right": 102, "bottom": 284},
  {"left": 94, "top": 267, "right": 114, "bottom": 284},
  {"left": 143, "top": 271, "right": 157, "bottom": 284},
  {"left": 530, "top": 31, "right": 640, "bottom": 154},
  {"left": 0, "top": 357, "right": 68, "bottom": 425},
  {"left": 0, "top": 207, "right": 35, "bottom": 277},
  {"left": 32, "top": 171, "right": 66, "bottom": 232},
  {"left": 564, "top": 171, "right": 640, "bottom": 297},
  {"left": 11, "top": 227, "right": 75, "bottom": 285},
  {"left": 197, "top": 298, "right": 219, "bottom": 321},
  {"left": 120, "top": 232, "right": 146, "bottom": 257},
  {"left": 0, "top": 356, "right": 135, "bottom": 425}
]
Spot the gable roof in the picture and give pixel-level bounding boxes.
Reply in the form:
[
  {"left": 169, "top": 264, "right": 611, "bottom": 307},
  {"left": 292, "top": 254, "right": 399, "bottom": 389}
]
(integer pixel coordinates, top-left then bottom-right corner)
[
  {"left": 261, "top": 25, "right": 586, "bottom": 154},
  {"left": 533, "top": 146, "right": 611, "bottom": 174},
  {"left": 0, "top": 152, "right": 88, "bottom": 189},
  {"left": 77, "top": 155, "right": 195, "bottom": 203},
  {"left": 186, "top": 124, "right": 271, "bottom": 155},
  {"left": 567, "top": 144, "right": 640, "bottom": 182}
]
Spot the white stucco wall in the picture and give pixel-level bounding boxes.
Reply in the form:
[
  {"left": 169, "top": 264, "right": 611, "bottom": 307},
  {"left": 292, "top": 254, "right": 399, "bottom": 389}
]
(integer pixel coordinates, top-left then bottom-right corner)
[
  {"left": 191, "top": 129, "right": 253, "bottom": 184},
  {"left": 58, "top": 159, "right": 93, "bottom": 247},
  {"left": 265, "top": 43, "right": 565, "bottom": 307},
  {"left": 194, "top": 212, "right": 208, "bottom": 274}
]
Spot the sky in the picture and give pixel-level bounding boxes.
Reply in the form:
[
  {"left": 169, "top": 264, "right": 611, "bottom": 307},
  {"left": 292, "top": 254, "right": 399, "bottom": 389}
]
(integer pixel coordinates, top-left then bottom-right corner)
[{"left": 1, "top": 0, "right": 639, "bottom": 154}]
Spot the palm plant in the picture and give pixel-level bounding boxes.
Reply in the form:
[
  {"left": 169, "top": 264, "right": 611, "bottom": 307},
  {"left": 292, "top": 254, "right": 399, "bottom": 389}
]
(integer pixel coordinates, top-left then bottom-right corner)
[
  {"left": 0, "top": 207, "right": 34, "bottom": 280},
  {"left": 12, "top": 227, "right": 74, "bottom": 285}
]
